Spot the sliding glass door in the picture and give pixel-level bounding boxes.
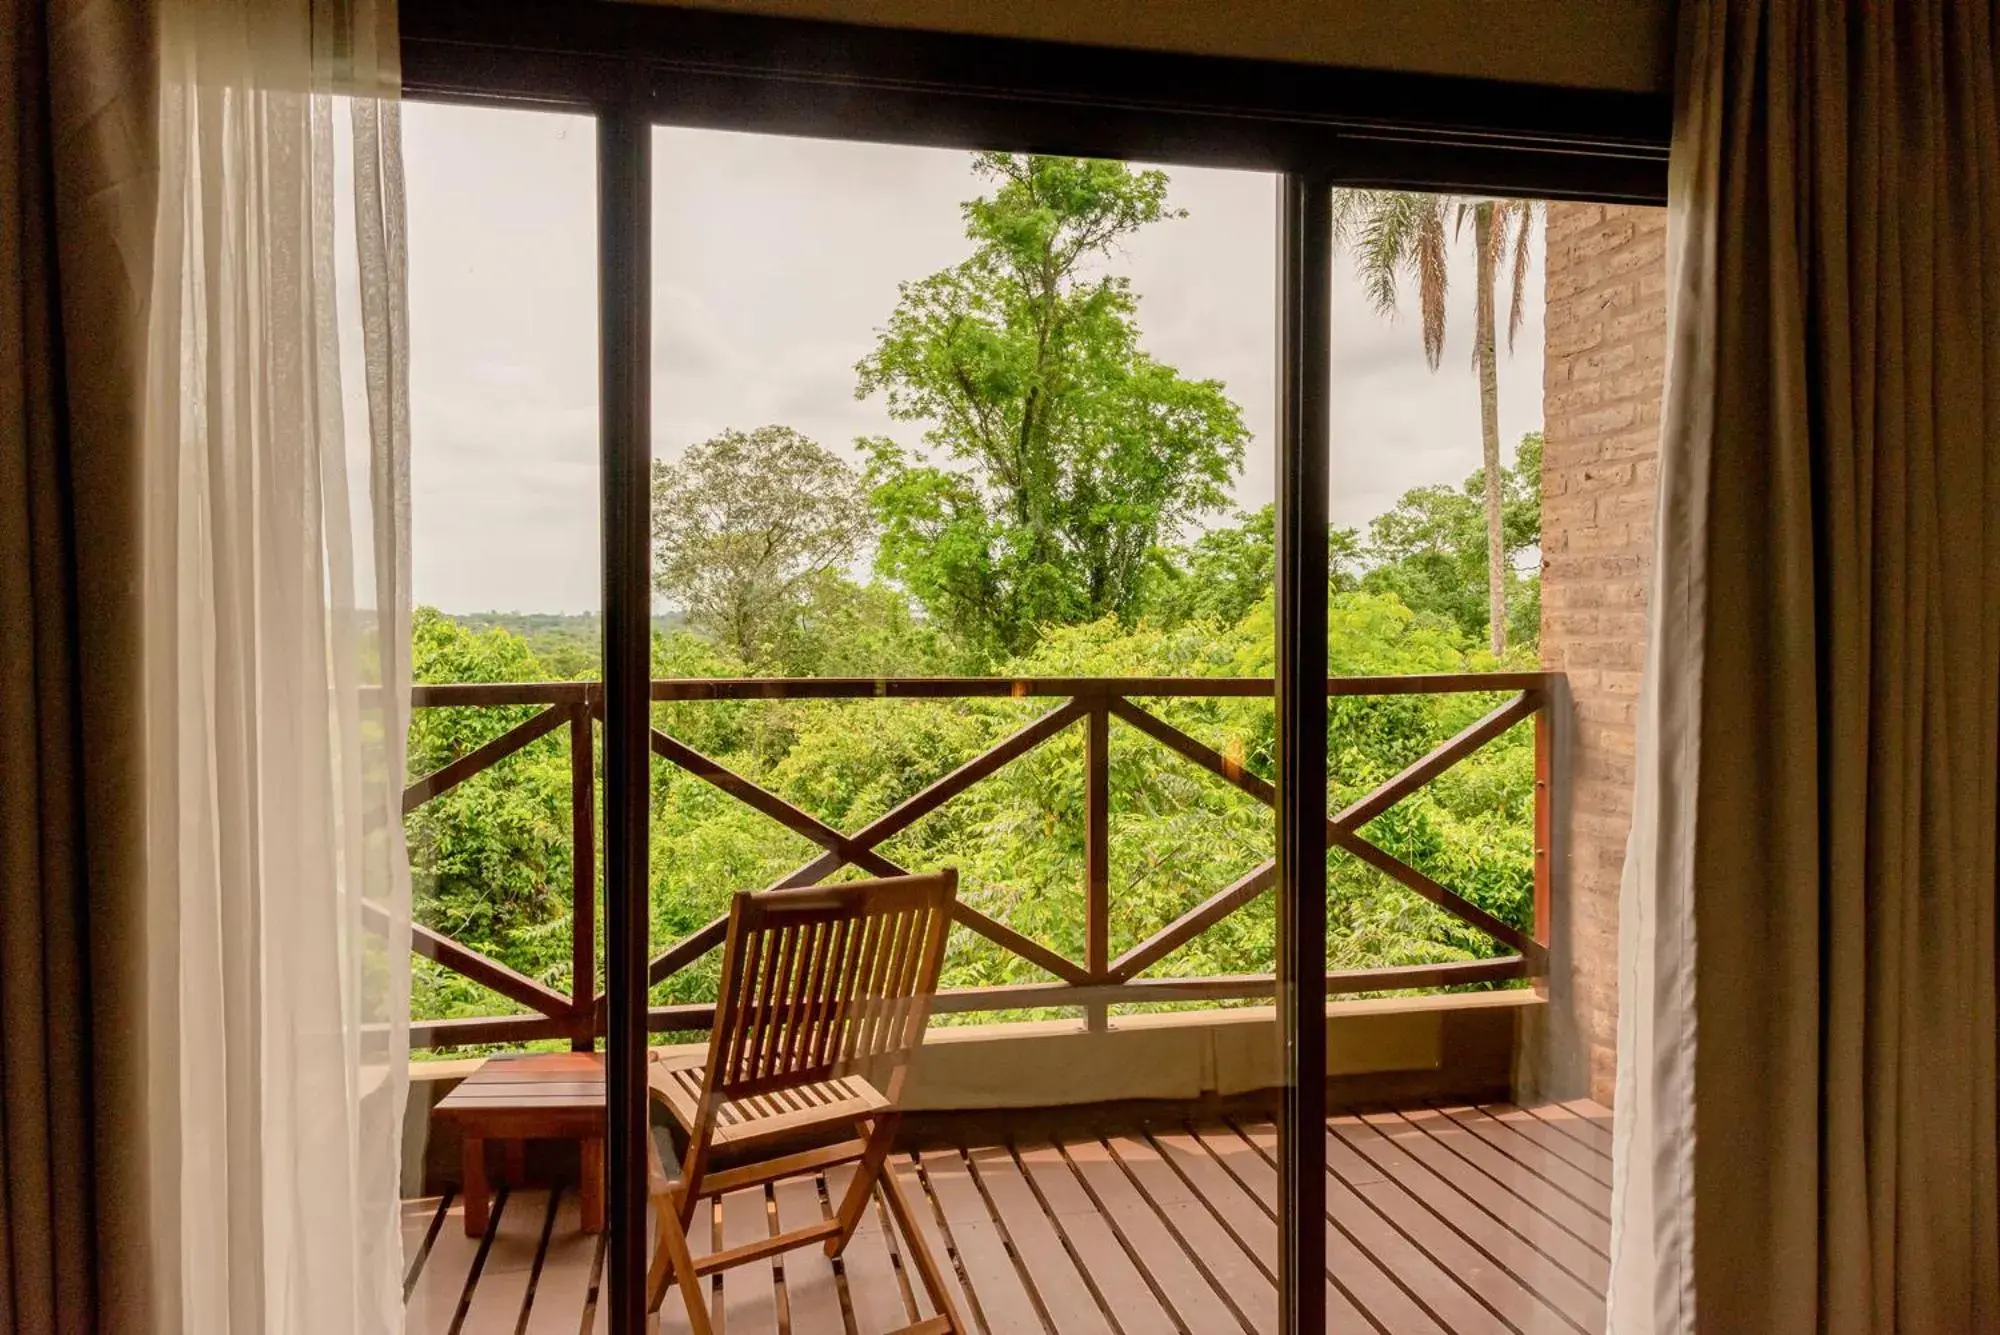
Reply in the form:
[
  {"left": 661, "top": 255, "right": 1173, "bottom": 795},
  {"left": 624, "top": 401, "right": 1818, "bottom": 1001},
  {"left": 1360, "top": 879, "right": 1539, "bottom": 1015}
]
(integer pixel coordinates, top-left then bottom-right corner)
[{"left": 395, "top": 9, "right": 1666, "bottom": 1332}]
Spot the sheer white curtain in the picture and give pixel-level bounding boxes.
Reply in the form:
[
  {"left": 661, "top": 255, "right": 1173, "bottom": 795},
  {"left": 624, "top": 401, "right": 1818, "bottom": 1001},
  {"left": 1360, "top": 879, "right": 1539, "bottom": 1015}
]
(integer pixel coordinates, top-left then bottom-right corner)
[{"left": 141, "top": 1, "right": 413, "bottom": 1331}]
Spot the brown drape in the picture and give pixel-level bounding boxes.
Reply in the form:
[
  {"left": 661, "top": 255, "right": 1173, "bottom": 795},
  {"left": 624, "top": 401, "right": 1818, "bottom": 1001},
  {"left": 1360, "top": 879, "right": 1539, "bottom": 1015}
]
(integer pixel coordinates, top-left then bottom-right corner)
[
  {"left": 1662, "top": 0, "right": 2000, "bottom": 1328},
  {"left": 1, "top": 0, "right": 156, "bottom": 1330}
]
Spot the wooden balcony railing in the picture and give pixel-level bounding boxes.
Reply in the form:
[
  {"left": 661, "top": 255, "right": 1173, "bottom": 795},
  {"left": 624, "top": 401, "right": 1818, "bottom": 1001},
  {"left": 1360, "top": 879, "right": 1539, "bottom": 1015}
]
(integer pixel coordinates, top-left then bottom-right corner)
[{"left": 402, "top": 673, "right": 1561, "bottom": 1050}]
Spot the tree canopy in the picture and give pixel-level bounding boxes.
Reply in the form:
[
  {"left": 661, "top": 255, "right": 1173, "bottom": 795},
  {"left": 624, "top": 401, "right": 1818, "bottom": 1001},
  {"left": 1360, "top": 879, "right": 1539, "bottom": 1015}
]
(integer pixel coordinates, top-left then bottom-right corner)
[
  {"left": 858, "top": 153, "right": 1249, "bottom": 662},
  {"left": 1361, "top": 431, "right": 1543, "bottom": 649},
  {"left": 651, "top": 425, "right": 872, "bottom": 667}
]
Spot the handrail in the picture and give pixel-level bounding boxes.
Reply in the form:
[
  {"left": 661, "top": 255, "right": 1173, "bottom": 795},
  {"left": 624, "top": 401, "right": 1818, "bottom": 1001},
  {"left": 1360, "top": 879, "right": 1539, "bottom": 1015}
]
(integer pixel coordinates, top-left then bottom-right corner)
[{"left": 402, "top": 672, "right": 1561, "bottom": 1050}]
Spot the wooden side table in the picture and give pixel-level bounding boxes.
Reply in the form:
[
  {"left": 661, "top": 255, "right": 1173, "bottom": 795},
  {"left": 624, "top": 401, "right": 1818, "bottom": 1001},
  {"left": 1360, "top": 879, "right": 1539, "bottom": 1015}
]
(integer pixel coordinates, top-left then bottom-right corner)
[{"left": 432, "top": 1052, "right": 605, "bottom": 1236}]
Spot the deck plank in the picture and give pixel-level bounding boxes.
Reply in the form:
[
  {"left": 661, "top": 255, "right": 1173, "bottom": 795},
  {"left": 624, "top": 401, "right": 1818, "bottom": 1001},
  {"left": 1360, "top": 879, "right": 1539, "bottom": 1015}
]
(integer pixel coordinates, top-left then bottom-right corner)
[
  {"left": 916, "top": 1146, "right": 1043, "bottom": 1334},
  {"left": 826, "top": 1161, "right": 922, "bottom": 1334},
  {"left": 1014, "top": 1143, "right": 1180, "bottom": 1335},
  {"left": 1057, "top": 1134, "right": 1248, "bottom": 1335},
  {"left": 407, "top": 1194, "right": 488, "bottom": 1335},
  {"left": 1401, "top": 1107, "right": 1610, "bottom": 1248},
  {"left": 653, "top": 1191, "right": 722, "bottom": 1335},
  {"left": 1168, "top": 1127, "right": 1376, "bottom": 1335},
  {"left": 1220, "top": 1118, "right": 1451, "bottom": 1335},
  {"left": 522, "top": 1189, "right": 598, "bottom": 1335},
  {"left": 968, "top": 1145, "right": 1116, "bottom": 1335},
  {"left": 895, "top": 1153, "right": 987, "bottom": 1333},
  {"left": 1430, "top": 1105, "right": 1613, "bottom": 1218},
  {"left": 403, "top": 1195, "right": 448, "bottom": 1300},
  {"left": 771, "top": 1174, "right": 849, "bottom": 1335},
  {"left": 1333, "top": 1113, "right": 1606, "bottom": 1331},
  {"left": 461, "top": 1188, "right": 552, "bottom": 1333},
  {"left": 1318, "top": 1125, "right": 1568, "bottom": 1335},
  {"left": 1476, "top": 1104, "right": 1614, "bottom": 1186},
  {"left": 1106, "top": 1133, "right": 1278, "bottom": 1333},
  {"left": 720, "top": 1187, "right": 782, "bottom": 1335},
  {"left": 1519, "top": 1102, "right": 1616, "bottom": 1159},
  {"left": 1561, "top": 1099, "right": 1614, "bottom": 1133}
]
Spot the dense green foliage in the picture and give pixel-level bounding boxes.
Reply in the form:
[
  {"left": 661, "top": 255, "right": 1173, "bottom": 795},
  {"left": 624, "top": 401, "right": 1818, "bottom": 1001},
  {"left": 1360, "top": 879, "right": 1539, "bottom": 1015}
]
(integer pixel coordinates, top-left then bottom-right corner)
[
  {"left": 404, "top": 162, "right": 1544, "bottom": 1041},
  {"left": 1358, "top": 433, "right": 1543, "bottom": 649}
]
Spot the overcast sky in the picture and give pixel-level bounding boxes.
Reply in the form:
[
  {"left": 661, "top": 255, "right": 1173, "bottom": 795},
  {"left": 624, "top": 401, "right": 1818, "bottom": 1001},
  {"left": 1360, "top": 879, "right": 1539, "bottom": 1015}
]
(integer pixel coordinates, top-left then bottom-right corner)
[{"left": 401, "top": 104, "right": 1544, "bottom": 614}]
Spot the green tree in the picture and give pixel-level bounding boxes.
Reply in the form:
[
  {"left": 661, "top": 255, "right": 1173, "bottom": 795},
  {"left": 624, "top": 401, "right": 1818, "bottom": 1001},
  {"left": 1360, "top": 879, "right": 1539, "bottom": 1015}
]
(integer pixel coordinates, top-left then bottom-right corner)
[
  {"left": 1331, "top": 191, "right": 1542, "bottom": 655},
  {"left": 1142, "top": 505, "right": 1362, "bottom": 629},
  {"left": 858, "top": 153, "right": 1249, "bottom": 662},
  {"left": 1363, "top": 432, "right": 1542, "bottom": 649},
  {"left": 651, "top": 425, "right": 872, "bottom": 668}
]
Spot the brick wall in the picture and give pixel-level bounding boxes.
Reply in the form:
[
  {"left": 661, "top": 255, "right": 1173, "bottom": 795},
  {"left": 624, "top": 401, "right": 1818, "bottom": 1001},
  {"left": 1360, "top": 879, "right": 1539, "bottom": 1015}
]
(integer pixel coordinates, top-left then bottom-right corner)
[{"left": 1537, "top": 202, "right": 1667, "bottom": 1104}]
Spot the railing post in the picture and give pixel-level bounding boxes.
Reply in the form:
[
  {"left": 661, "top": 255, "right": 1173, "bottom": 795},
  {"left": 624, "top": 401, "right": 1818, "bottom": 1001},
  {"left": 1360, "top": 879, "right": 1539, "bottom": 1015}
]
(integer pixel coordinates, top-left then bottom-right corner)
[
  {"left": 571, "top": 698, "right": 597, "bottom": 1049},
  {"left": 1085, "top": 698, "right": 1110, "bottom": 1031},
  {"left": 1532, "top": 690, "right": 1552, "bottom": 962}
]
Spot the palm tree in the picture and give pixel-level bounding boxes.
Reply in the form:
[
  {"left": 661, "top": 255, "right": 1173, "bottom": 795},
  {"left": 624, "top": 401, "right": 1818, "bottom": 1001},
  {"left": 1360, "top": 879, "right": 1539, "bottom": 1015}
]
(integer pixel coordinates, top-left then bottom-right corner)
[{"left": 1331, "top": 191, "right": 1542, "bottom": 655}]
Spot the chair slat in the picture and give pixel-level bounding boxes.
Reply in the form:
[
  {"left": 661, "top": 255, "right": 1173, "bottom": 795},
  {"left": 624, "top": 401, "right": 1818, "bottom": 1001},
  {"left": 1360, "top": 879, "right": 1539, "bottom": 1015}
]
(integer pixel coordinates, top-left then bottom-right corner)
[{"left": 705, "top": 872, "right": 955, "bottom": 1099}]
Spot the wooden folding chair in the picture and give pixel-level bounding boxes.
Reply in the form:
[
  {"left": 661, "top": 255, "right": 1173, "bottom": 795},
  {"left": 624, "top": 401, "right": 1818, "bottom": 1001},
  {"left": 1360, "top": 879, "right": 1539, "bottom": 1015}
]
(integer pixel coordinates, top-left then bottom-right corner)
[{"left": 645, "top": 870, "right": 964, "bottom": 1335}]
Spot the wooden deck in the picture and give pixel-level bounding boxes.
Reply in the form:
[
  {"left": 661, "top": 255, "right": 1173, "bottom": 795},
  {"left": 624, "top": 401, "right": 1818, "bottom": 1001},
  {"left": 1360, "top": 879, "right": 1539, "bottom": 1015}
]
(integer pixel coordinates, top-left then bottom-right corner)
[{"left": 404, "top": 1099, "right": 1614, "bottom": 1335}]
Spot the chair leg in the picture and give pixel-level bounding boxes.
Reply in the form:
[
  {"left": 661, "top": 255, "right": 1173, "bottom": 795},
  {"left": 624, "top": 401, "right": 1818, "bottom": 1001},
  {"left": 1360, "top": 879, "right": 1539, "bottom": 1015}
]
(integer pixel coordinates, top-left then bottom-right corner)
[
  {"left": 877, "top": 1151, "right": 965, "bottom": 1334},
  {"left": 826, "top": 1115, "right": 899, "bottom": 1257},
  {"left": 648, "top": 1189, "right": 712, "bottom": 1335}
]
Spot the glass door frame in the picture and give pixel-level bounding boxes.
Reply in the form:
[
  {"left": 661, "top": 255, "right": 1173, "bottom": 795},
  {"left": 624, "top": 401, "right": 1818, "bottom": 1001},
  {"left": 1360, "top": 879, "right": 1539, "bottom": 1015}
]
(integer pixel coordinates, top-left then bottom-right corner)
[{"left": 402, "top": 8, "right": 1669, "bottom": 1331}]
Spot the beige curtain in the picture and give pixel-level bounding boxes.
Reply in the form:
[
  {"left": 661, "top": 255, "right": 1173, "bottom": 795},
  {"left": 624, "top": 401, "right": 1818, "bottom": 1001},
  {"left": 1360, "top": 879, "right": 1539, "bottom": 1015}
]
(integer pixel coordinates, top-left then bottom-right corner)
[
  {"left": 1611, "top": 1, "right": 2000, "bottom": 1331},
  {"left": 0, "top": 0, "right": 159, "bottom": 1331}
]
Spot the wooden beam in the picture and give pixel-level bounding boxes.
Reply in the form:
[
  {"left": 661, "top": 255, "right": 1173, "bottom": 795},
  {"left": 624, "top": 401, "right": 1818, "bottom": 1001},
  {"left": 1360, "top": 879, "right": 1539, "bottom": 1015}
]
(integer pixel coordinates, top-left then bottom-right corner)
[
  {"left": 401, "top": 671, "right": 1563, "bottom": 709},
  {"left": 1331, "top": 691, "right": 1541, "bottom": 831},
  {"left": 401, "top": 704, "right": 567, "bottom": 813},
  {"left": 1534, "top": 699, "right": 1553, "bottom": 950},
  {"left": 1109, "top": 696, "right": 1276, "bottom": 802},
  {"left": 926, "top": 955, "right": 1532, "bottom": 1012},
  {"left": 1328, "top": 827, "right": 1546, "bottom": 965},
  {"left": 950, "top": 902, "right": 1091, "bottom": 987},
  {"left": 815, "top": 697, "right": 1087, "bottom": 857},
  {"left": 1108, "top": 861, "right": 1275, "bottom": 982},
  {"left": 411, "top": 922, "right": 572, "bottom": 1019},
  {"left": 571, "top": 703, "right": 597, "bottom": 1048},
  {"left": 410, "top": 1013, "right": 567, "bottom": 1048},
  {"left": 1084, "top": 701, "right": 1110, "bottom": 1030},
  {"left": 646, "top": 914, "right": 729, "bottom": 988},
  {"left": 691, "top": 1219, "right": 842, "bottom": 1275},
  {"left": 409, "top": 956, "right": 1533, "bottom": 1046},
  {"left": 649, "top": 727, "right": 905, "bottom": 877}
]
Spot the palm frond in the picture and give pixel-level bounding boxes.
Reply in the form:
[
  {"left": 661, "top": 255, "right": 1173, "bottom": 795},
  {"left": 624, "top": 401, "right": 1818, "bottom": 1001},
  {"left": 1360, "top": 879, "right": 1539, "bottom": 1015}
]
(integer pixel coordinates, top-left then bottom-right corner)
[
  {"left": 1414, "top": 203, "right": 1450, "bottom": 369},
  {"left": 1502, "top": 199, "right": 1542, "bottom": 351}
]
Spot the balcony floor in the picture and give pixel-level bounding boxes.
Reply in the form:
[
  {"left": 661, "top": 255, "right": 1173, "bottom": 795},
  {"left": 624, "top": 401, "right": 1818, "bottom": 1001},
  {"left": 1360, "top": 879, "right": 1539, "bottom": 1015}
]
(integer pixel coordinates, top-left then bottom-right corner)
[{"left": 404, "top": 1099, "right": 1613, "bottom": 1335}]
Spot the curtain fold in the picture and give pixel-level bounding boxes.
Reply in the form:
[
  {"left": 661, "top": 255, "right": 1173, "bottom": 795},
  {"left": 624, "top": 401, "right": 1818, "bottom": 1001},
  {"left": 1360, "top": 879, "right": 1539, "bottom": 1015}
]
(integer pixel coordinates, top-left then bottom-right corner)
[
  {"left": 1, "top": 0, "right": 158, "bottom": 1330},
  {"left": 141, "top": 1, "right": 412, "bottom": 1330},
  {"left": 1611, "top": 1, "right": 2000, "bottom": 1330}
]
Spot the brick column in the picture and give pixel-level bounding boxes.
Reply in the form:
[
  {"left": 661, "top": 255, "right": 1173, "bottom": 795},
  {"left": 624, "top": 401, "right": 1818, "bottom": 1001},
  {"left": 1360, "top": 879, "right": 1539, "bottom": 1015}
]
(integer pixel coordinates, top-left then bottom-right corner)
[{"left": 1537, "top": 202, "right": 1666, "bottom": 1104}]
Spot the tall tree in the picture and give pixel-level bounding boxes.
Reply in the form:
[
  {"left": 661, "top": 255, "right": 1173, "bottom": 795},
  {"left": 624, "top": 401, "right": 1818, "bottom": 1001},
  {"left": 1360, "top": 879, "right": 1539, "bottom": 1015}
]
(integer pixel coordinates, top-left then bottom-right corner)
[
  {"left": 858, "top": 153, "right": 1248, "bottom": 660},
  {"left": 1331, "top": 191, "right": 1542, "bottom": 655},
  {"left": 650, "top": 425, "right": 871, "bottom": 666}
]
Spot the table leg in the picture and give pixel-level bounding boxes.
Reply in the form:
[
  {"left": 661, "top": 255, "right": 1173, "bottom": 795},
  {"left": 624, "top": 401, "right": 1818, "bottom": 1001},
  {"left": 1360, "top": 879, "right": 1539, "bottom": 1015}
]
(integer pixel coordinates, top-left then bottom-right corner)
[
  {"left": 580, "top": 1136, "right": 605, "bottom": 1233},
  {"left": 462, "top": 1136, "right": 490, "bottom": 1237},
  {"left": 503, "top": 1138, "right": 528, "bottom": 1186}
]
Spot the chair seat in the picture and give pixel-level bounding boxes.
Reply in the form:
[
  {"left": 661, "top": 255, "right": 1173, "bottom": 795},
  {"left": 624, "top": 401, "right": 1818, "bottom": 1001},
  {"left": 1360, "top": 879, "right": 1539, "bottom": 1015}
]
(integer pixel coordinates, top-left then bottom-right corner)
[{"left": 649, "top": 1056, "right": 890, "bottom": 1148}]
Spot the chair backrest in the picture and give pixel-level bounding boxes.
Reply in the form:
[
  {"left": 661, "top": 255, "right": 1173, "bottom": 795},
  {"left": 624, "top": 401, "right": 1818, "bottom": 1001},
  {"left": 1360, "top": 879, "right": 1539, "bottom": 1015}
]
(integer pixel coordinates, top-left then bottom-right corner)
[{"left": 701, "top": 870, "right": 957, "bottom": 1104}]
